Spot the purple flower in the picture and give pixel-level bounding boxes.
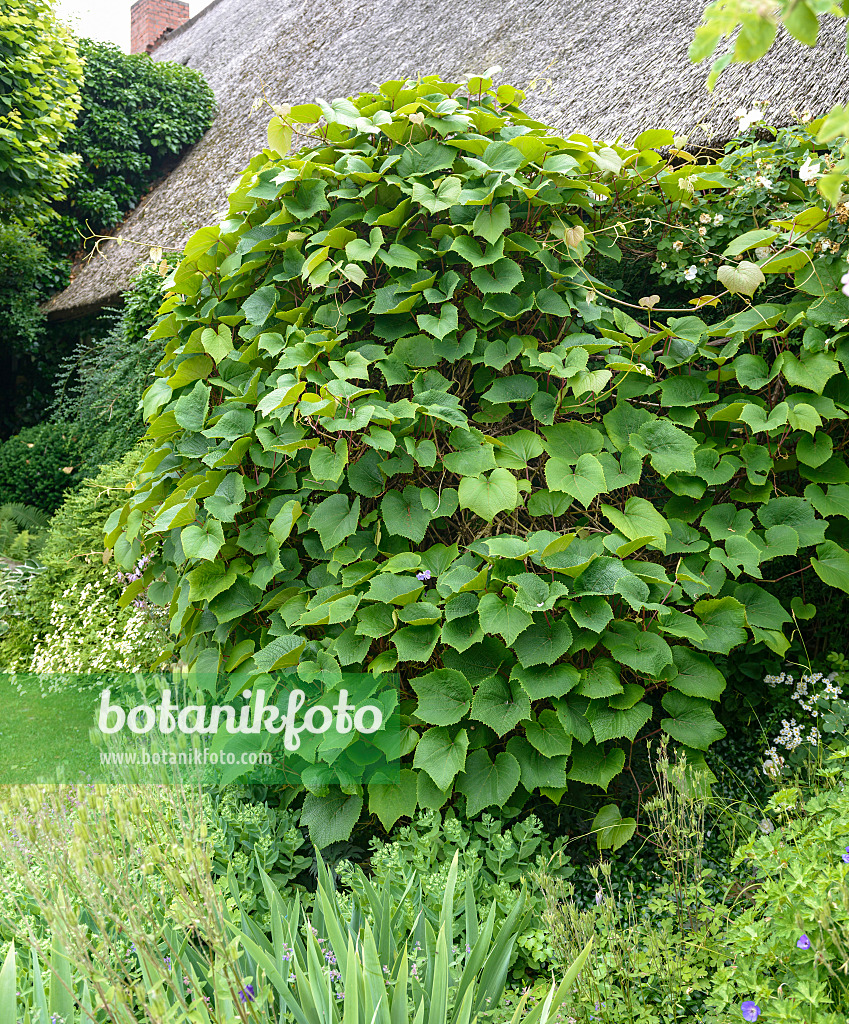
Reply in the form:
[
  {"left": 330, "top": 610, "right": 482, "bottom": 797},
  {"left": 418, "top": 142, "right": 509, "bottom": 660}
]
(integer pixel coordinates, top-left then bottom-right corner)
[
  {"left": 797, "top": 934, "right": 811, "bottom": 949},
  {"left": 416, "top": 569, "right": 432, "bottom": 582},
  {"left": 239, "top": 985, "right": 256, "bottom": 1003},
  {"left": 842, "top": 853, "right": 849, "bottom": 864},
  {"left": 842, "top": 270, "right": 849, "bottom": 299},
  {"left": 741, "top": 1002, "right": 761, "bottom": 1022}
]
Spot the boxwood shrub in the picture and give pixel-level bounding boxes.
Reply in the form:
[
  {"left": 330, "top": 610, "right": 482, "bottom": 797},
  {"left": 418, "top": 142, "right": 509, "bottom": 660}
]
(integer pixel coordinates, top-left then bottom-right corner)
[{"left": 0, "top": 423, "right": 80, "bottom": 512}]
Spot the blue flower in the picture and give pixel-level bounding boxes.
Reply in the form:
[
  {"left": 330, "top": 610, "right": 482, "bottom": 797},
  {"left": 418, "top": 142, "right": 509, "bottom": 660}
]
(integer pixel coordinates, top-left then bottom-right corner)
[
  {"left": 797, "top": 934, "right": 811, "bottom": 949},
  {"left": 416, "top": 569, "right": 432, "bottom": 582},
  {"left": 842, "top": 852, "right": 849, "bottom": 864},
  {"left": 741, "top": 1002, "right": 761, "bottom": 1021},
  {"left": 239, "top": 985, "right": 256, "bottom": 1003}
]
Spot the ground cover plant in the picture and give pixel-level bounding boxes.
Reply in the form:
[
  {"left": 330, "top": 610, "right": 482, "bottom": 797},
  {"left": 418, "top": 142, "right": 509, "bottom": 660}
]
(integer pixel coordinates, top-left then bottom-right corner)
[
  {"left": 338, "top": 810, "right": 574, "bottom": 981},
  {"left": 706, "top": 760, "right": 849, "bottom": 1023},
  {"left": 110, "top": 72, "right": 849, "bottom": 848}
]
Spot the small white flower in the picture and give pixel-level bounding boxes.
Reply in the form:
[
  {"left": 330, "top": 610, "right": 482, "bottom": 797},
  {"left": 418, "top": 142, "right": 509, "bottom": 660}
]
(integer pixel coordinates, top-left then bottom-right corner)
[
  {"left": 756, "top": 175, "right": 773, "bottom": 190},
  {"left": 660, "top": 261, "right": 668, "bottom": 269},
  {"left": 698, "top": 226, "right": 707, "bottom": 237},
  {"left": 736, "top": 108, "right": 764, "bottom": 132},
  {"left": 755, "top": 245, "right": 772, "bottom": 260},
  {"left": 713, "top": 213, "right": 724, "bottom": 226},
  {"left": 841, "top": 270, "right": 849, "bottom": 298},
  {"left": 672, "top": 240, "right": 684, "bottom": 251},
  {"left": 683, "top": 265, "right": 698, "bottom": 281},
  {"left": 799, "top": 156, "right": 821, "bottom": 182},
  {"left": 699, "top": 212, "right": 711, "bottom": 224}
]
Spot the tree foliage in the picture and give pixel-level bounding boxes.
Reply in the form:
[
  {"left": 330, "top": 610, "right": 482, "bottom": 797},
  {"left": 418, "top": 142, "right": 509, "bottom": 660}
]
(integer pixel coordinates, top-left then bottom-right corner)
[
  {"left": 0, "top": 225, "right": 49, "bottom": 356},
  {"left": 0, "top": 0, "right": 82, "bottom": 225},
  {"left": 111, "top": 75, "right": 849, "bottom": 842},
  {"left": 41, "top": 38, "right": 216, "bottom": 259}
]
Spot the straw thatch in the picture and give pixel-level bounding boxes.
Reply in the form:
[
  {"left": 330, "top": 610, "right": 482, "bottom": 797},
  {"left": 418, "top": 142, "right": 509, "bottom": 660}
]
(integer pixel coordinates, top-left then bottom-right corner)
[{"left": 45, "top": 0, "right": 849, "bottom": 320}]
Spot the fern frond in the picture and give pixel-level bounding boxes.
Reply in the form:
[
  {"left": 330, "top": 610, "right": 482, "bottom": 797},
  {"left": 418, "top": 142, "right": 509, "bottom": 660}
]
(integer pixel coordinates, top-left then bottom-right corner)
[{"left": 0, "top": 503, "right": 52, "bottom": 531}]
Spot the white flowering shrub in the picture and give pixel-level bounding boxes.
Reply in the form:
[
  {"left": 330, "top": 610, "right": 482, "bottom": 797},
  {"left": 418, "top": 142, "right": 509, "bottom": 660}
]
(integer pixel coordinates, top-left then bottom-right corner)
[
  {"left": 0, "top": 447, "right": 167, "bottom": 678},
  {"left": 22, "top": 569, "right": 166, "bottom": 676},
  {"left": 648, "top": 114, "right": 847, "bottom": 293},
  {"left": 761, "top": 655, "right": 849, "bottom": 778}
]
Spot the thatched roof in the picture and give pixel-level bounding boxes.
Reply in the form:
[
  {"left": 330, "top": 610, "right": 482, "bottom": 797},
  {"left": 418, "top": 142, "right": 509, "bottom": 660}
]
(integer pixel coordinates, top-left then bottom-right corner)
[{"left": 45, "top": 0, "right": 849, "bottom": 320}]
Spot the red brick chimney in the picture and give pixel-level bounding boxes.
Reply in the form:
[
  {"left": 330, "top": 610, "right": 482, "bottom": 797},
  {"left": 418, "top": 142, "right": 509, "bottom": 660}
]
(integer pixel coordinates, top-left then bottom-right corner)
[{"left": 130, "top": 0, "right": 189, "bottom": 54}]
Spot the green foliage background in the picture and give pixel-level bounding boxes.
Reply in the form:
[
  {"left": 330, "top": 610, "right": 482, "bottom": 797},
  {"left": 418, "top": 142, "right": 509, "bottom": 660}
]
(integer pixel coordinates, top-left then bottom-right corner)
[
  {"left": 0, "top": 0, "right": 82, "bottom": 225},
  {"left": 0, "top": 258, "right": 172, "bottom": 515},
  {"left": 0, "top": 423, "right": 80, "bottom": 513},
  {"left": 0, "top": 24, "right": 214, "bottom": 434},
  {"left": 51, "top": 258, "right": 180, "bottom": 475}
]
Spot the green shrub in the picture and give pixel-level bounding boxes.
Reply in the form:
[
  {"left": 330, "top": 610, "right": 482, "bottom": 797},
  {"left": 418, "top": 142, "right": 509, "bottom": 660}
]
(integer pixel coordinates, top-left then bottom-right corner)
[
  {"left": 0, "top": 226, "right": 49, "bottom": 358},
  {"left": 0, "top": 423, "right": 80, "bottom": 512},
  {"left": 52, "top": 259, "right": 178, "bottom": 474},
  {"left": 0, "top": 224, "right": 71, "bottom": 432},
  {"left": 0, "top": 0, "right": 82, "bottom": 226},
  {"left": 0, "top": 446, "right": 165, "bottom": 673},
  {"left": 113, "top": 73, "right": 849, "bottom": 846},
  {"left": 40, "top": 38, "right": 216, "bottom": 261},
  {"left": 206, "top": 789, "right": 312, "bottom": 924}
]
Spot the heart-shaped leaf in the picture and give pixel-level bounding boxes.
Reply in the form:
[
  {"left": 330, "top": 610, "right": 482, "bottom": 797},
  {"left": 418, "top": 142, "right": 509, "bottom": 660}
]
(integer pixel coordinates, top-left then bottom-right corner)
[{"left": 717, "top": 260, "right": 765, "bottom": 297}]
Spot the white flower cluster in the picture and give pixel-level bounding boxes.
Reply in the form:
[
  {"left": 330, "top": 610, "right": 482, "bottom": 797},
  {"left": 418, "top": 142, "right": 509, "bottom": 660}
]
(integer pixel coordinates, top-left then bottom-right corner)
[
  {"left": 762, "top": 746, "right": 786, "bottom": 780},
  {"left": 799, "top": 156, "right": 821, "bottom": 185},
  {"left": 735, "top": 107, "right": 765, "bottom": 132},
  {"left": 776, "top": 717, "right": 804, "bottom": 751},
  {"left": 15, "top": 570, "right": 167, "bottom": 676},
  {"left": 761, "top": 669, "right": 843, "bottom": 777},
  {"left": 815, "top": 238, "right": 841, "bottom": 254}
]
